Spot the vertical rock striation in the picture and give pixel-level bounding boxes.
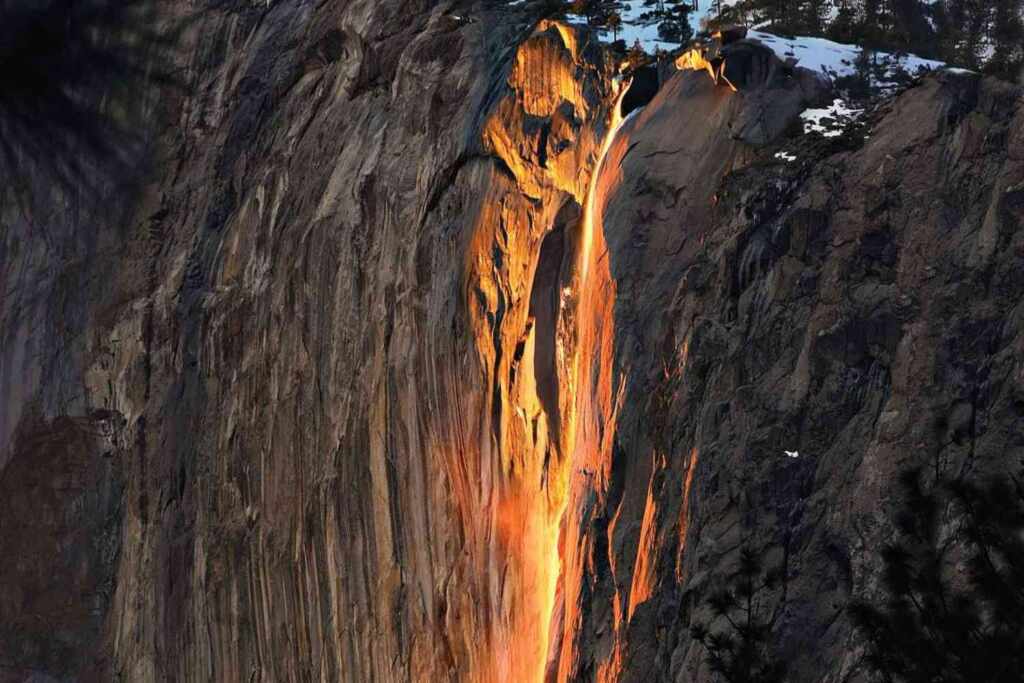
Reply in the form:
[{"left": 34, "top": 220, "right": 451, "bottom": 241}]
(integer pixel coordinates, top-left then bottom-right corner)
[{"left": 2, "top": 2, "right": 615, "bottom": 681}]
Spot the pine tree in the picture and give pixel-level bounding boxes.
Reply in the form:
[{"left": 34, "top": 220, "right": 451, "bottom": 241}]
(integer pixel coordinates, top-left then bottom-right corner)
[
  {"left": 850, "top": 467, "right": 1024, "bottom": 683},
  {"left": 792, "top": 0, "right": 828, "bottom": 35},
  {"left": 627, "top": 39, "right": 648, "bottom": 69},
  {"left": 607, "top": 9, "right": 623, "bottom": 40},
  {"left": 715, "top": 0, "right": 760, "bottom": 29},
  {"left": 690, "top": 548, "right": 787, "bottom": 683},
  {"left": 940, "top": 0, "right": 989, "bottom": 68},
  {"left": 572, "top": 0, "right": 597, "bottom": 22},
  {"left": 827, "top": 0, "right": 858, "bottom": 44},
  {"left": 986, "top": 0, "right": 1024, "bottom": 81},
  {"left": 657, "top": 1, "right": 694, "bottom": 43},
  {"left": 539, "top": 0, "right": 570, "bottom": 18},
  {"left": 858, "top": 0, "right": 894, "bottom": 50}
]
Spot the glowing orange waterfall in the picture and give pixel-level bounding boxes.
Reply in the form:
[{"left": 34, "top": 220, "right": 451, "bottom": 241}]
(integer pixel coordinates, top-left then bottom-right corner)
[
  {"left": 541, "top": 82, "right": 633, "bottom": 683},
  {"left": 466, "top": 25, "right": 638, "bottom": 683},
  {"left": 578, "top": 86, "right": 627, "bottom": 285}
]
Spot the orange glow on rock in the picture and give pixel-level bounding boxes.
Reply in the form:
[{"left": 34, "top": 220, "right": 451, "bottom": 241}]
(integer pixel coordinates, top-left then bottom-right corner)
[
  {"left": 465, "top": 21, "right": 658, "bottom": 682},
  {"left": 627, "top": 455, "right": 667, "bottom": 621},
  {"left": 675, "top": 47, "right": 739, "bottom": 92},
  {"left": 464, "top": 20, "right": 625, "bottom": 683},
  {"left": 675, "top": 447, "right": 700, "bottom": 581},
  {"left": 675, "top": 47, "right": 717, "bottom": 81},
  {"left": 545, "top": 84, "right": 633, "bottom": 683}
]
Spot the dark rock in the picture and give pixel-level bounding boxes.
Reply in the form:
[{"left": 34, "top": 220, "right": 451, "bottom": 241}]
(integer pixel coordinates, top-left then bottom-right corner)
[
  {"left": 0, "top": 415, "right": 123, "bottom": 682},
  {"left": 715, "top": 25, "right": 748, "bottom": 45},
  {"left": 719, "top": 40, "right": 786, "bottom": 90},
  {"left": 622, "top": 64, "right": 659, "bottom": 117},
  {"left": 562, "top": 65, "right": 1024, "bottom": 682}
]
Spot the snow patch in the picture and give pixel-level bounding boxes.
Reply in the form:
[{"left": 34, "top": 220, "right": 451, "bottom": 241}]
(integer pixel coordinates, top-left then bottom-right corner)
[
  {"left": 774, "top": 151, "right": 797, "bottom": 163},
  {"left": 567, "top": 0, "right": 696, "bottom": 54},
  {"left": 784, "top": 450, "right": 800, "bottom": 458},
  {"left": 748, "top": 30, "right": 945, "bottom": 88},
  {"left": 800, "top": 98, "right": 863, "bottom": 137},
  {"left": 561, "top": 1, "right": 950, "bottom": 94}
]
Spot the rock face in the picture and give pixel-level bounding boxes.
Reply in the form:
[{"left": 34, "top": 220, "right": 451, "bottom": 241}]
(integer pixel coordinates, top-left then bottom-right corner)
[
  {"left": 1, "top": 2, "right": 1023, "bottom": 682},
  {"left": 551, "top": 62, "right": 1024, "bottom": 682}
]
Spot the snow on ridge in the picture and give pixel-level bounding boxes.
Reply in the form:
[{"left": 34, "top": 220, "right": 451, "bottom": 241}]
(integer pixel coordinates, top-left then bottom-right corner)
[
  {"left": 561, "top": 1, "right": 955, "bottom": 90},
  {"left": 565, "top": 0, "right": 946, "bottom": 86},
  {"left": 564, "top": 0, "right": 680, "bottom": 54},
  {"left": 564, "top": 0, "right": 749, "bottom": 54},
  {"left": 748, "top": 29, "right": 946, "bottom": 87}
]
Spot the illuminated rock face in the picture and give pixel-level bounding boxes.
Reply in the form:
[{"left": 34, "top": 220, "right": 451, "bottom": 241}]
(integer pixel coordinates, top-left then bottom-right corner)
[{"left": 2, "top": 3, "right": 1024, "bottom": 683}]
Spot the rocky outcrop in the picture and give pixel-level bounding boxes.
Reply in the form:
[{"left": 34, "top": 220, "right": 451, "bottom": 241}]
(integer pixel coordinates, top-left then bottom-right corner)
[
  {"left": 1, "top": 2, "right": 1022, "bottom": 682},
  {"left": 553, "top": 66, "right": 1024, "bottom": 682}
]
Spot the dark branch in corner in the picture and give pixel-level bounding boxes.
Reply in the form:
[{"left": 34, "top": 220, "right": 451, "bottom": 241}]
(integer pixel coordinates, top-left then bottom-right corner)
[{"left": 0, "top": 0, "right": 189, "bottom": 214}]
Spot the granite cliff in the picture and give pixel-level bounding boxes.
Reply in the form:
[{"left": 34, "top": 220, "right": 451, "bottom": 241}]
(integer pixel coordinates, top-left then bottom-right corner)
[{"left": 1, "top": 1, "right": 1022, "bottom": 682}]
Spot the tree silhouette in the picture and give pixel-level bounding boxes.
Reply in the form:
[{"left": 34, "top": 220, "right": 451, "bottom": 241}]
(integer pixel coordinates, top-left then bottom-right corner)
[
  {"left": 690, "top": 547, "right": 787, "bottom": 683},
  {"left": 850, "top": 466, "right": 1024, "bottom": 683},
  {"left": 571, "top": 0, "right": 597, "bottom": 23},
  {"left": 656, "top": 2, "right": 693, "bottom": 44},
  {"left": 986, "top": 0, "right": 1024, "bottom": 81},
  {"left": 538, "top": 0, "right": 570, "bottom": 18},
  {"left": 684, "top": 0, "right": 1023, "bottom": 79},
  {"left": 0, "top": 0, "right": 184, "bottom": 210},
  {"left": 607, "top": 10, "right": 622, "bottom": 41}
]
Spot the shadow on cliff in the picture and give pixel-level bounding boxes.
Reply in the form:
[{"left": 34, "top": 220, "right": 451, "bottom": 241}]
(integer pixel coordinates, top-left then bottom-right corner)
[{"left": 0, "top": 0, "right": 190, "bottom": 216}]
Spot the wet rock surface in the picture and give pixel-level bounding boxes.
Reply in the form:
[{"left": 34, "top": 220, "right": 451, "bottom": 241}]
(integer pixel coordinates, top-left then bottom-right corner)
[{"left": 1, "top": 2, "right": 1022, "bottom": 682}]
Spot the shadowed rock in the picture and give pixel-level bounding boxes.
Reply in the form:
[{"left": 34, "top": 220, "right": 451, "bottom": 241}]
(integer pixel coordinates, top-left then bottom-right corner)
[
  {"left": 556, "top": 65, "right": 1024, "bottom": 682},
  {"left": 677, "top": 35, "right": 830, "bottom": 145},
  {"left": 622, "top": 65, "right": 659, "bottom": 117}
]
